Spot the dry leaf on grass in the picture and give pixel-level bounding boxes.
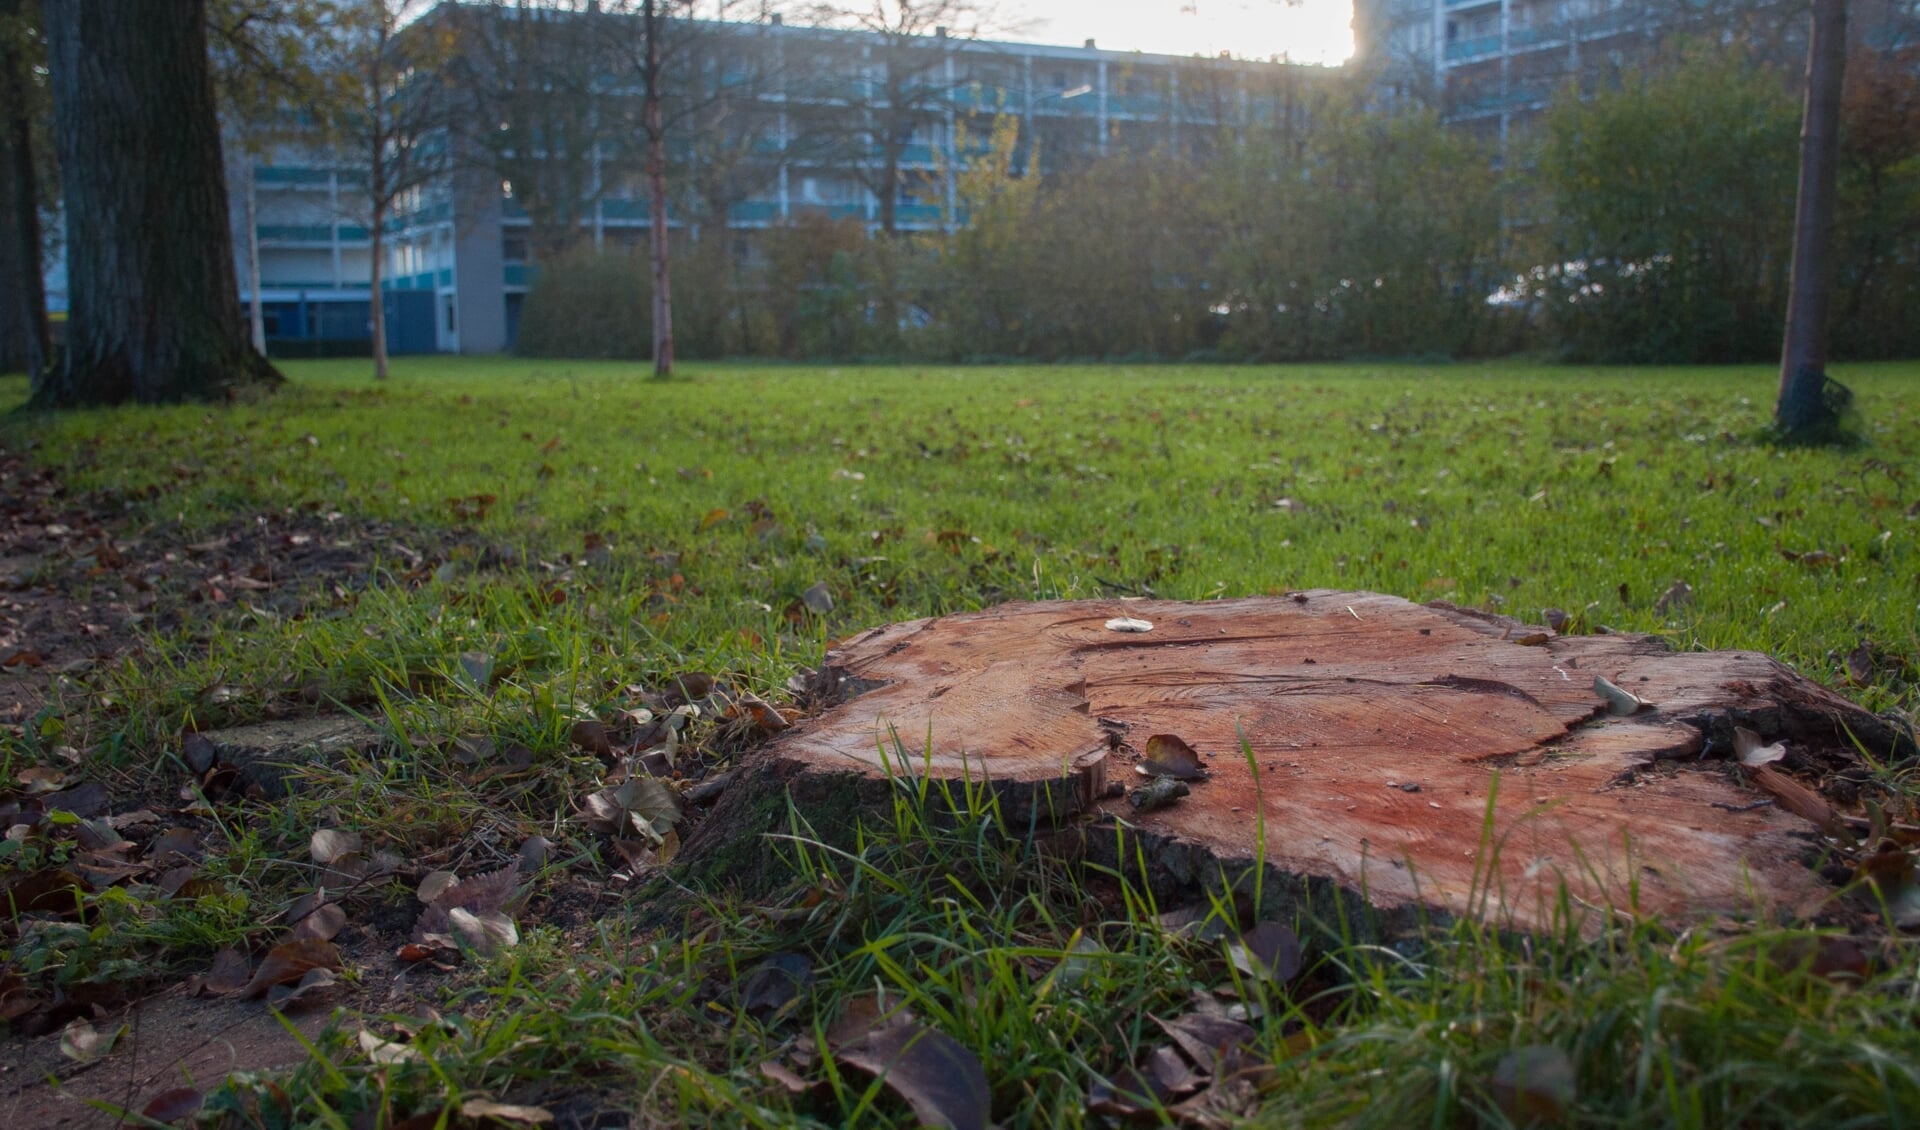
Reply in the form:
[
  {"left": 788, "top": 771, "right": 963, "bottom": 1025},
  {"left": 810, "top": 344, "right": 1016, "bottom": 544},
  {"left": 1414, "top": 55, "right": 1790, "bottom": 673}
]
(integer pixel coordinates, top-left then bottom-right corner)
[
  {"left": 760, "top": 1060, "right": 813, "bottom": 1095},
  {"left": 1051, "top": 933, "right": 1107, "bottom": 992},
  {"left": 59, "top": 1017, "right": 124, "bottom": 1062},
  {"left": 738, "top": 952, "right": 814, "bottom": 1021},
  {"left": 1846, "top": 642, "right": 1874, "bottom": 686},
  {"left": 359, "top": 1028, "right": 422, "bottom": 1065},
  {"left": 569, "top": 719, "right": 614, "bottom": 757},
  {"left": 1154, "top": 1013, "right": 1260, "bottom": 1079},
  {"left": 267, "top": 967, "right": 340, "bottom": 1010},
  {"left": 1087, "top": 1065, "right": 1169, "bottom": 1118},
  {"left": 241, "top": 938, "right": 343, "bottom": 999},
  {"left": 460, "top": 1098, "right": 555, "bottom": 1124},
  {"left": 518, "top": 835, "right": 552, "bottom": 871},
  {"left": 1489, "top": 1044, "right": 1577, "bottom": 1126},
  {"left": 140, "top": 1087, "right": 205, "bottom": 1124},
  {"left": 201, "top": 946, "right": 253, "bottom": 995},
  {"left": 801, "top": 581, "right": 835, "bottom": 614},
  {"left": 413, "top": 865, "right": 521, "bottom": 943},
  {"left": 1226, "top": 921, "right": 1302, "bottom": 984},
  {"left": 578, "top": 777, "right": 684, "bottom": 839},
  {"left": 15, "top": 766, "right": 67, "bottom": 793},
  {"left": 309, "top": 828, "right": 361, "bottom": 865},
  {"left": 448, "top": 907, "right": 519, "bottom": 957},
  {"left": 1145, "top": 1044, "right": 1202, "bottom": 1095},
  {"left": 289, "top": 901, "right": 347, "bottom": 943},
  {"left": 837, "top": 1023, "right": 990, "bottom": 1130},
  {"left": 417, "top": 870, "right": 458, "bottom": 904}
]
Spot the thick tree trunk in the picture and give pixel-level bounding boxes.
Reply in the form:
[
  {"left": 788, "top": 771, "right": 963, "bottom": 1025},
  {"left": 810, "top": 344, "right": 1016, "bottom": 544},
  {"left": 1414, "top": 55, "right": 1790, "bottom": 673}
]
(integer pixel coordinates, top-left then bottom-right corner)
[
  {"left": 36, "top": 0, "right": 278, "bottom": 406},
  {"left": 644, "top": 0, "right": 674, "bottom": 378},
  {"left": 1775, "top": 0, "right": 1850, "bottom": 442},
  {"left": 684, "top": 594, "right": 1911, "bottom": 934},
  {"left": 0, "top": 0, "right": 50, "bottom": 381}
]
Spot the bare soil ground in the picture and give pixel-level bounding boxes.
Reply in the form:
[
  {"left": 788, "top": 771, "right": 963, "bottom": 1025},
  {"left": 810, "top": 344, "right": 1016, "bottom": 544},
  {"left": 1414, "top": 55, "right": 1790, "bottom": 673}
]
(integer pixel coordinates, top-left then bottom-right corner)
[{"left": 0, "top": 444, "right": 529, "bottom": 1124}]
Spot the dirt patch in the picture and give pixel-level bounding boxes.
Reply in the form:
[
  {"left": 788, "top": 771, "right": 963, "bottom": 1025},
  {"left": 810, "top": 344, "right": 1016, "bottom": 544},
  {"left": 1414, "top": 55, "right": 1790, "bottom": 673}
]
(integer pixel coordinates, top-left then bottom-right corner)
[
  {"left": 0, "top": 990, "right": 332, "bottom": 1128},
  {"left": 0, "top": 441, "right": 514, "bottom": 731},
  {"left": 0, "top": 920, "right": 467, "bottom": 1130}
]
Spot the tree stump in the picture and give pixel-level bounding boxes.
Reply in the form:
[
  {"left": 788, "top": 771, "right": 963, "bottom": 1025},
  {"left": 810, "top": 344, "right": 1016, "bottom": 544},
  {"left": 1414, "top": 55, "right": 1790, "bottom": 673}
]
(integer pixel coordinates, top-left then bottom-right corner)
[{"left": 684, "top": 592, "right": 1910, "bottom": 933}]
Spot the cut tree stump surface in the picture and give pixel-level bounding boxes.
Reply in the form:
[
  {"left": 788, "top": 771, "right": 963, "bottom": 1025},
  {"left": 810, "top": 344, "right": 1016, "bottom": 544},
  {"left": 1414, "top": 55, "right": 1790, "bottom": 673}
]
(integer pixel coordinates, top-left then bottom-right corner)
[{"left": 750, "top": 592, "right": 1907, "bottom": 931}]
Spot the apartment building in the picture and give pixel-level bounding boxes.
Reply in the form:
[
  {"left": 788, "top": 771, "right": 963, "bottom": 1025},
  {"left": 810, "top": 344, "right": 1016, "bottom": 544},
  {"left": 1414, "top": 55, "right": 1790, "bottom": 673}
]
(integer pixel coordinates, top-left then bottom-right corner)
[
  {"left": 1354, "top": 0, "right": 1917, "bottom": 144},
  {"left": 238, "top": 5, "right": 1327, "bottom": 357}
]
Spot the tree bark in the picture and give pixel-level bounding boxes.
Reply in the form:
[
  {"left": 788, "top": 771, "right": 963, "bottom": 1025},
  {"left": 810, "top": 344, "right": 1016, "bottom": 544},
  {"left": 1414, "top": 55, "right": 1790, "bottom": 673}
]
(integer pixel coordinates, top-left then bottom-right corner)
[
  {"left": 36, "top": 0, "right": 278, "bottom": 406},
  {"left": 644, "top": 0, "right": 674, "bottom": 378},
  {"left": 369, "top": 208, "right": 389, "bottom": 379},
  {"left": 368, "top": 39, "right": 390, "bottom": 382},
  {"left": 244, "top": 161, "right": 265, "bottom": 354},
  {"left": 0, "top": 0, "right": 50, "bottom": 381},
  {"left": 1774, "top": 0, "right": 1850, "bottom": 442},
  {"left": 684, "top": 594, "right": 1911, "bottom": 933}
]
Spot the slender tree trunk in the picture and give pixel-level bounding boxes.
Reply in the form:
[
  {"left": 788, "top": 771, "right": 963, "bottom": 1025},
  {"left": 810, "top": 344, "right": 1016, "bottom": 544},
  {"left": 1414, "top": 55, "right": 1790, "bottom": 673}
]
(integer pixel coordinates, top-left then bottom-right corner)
[
  {"left": 369, "top": 48, "right": 390, "bottom": 380},
  {"left": 1775, "top": 0, "right": 1850, "bottom": 441},
  {"left": 36, "top": 0, "right": 278, "bottom": 406},
  {"left": 644, "top": 0, "right": 674, "bottom": 377},
  {"left": 245, "top": 161, "right": 265, "bottom": 354},
  {"left": 370, "top": 202, "right": 388, "bottom": 378},
  {"left": 878, "top": 139, "right": 900, "bottom": 235},
  {"left": 0, "top": 0, "right": 50, "bottom": 381}
]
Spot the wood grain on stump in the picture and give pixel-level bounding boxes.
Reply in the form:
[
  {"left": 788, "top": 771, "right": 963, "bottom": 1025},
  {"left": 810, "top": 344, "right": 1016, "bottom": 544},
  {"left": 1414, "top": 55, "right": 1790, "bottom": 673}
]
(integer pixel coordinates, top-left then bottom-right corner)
[{"left": 703, "top": 592, "right": 1908, "bottom": 932}]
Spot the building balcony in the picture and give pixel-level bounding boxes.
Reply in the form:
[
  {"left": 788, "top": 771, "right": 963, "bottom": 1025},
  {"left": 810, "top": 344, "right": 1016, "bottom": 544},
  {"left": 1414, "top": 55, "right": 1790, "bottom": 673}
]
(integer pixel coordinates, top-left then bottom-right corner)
[
  {"left": 253, "top": 222, "right": 360, "bottom": 244},
  {"left": 730, "top": 201, "right": 780, "bottom": 222},
  {"left": 254, "top": 166, "right": 333, "bottom": 187},
  {"left": 952, "top": 85, "right": 1024, "bottom": 113},
  {"left": 877, "top": 143, "right": 939, "bottom": 166},
  {"left": 1507, "top": 25, "right": 1571, "bottom": 50},
  {"left": 1107, "top": 93, "right": 1171, "bottom": 117},
  {"left": 388, "top": 201, "right": 452, "bottom": 230},
  {"left": 381, "top": 269, "right": 449, "bottom": 291},
  {"left": 793, "top": 202, "right": 866, "bottom": 220},
  {"left": 1444, "top": 34, "right": 1501, "bottom": 61}
]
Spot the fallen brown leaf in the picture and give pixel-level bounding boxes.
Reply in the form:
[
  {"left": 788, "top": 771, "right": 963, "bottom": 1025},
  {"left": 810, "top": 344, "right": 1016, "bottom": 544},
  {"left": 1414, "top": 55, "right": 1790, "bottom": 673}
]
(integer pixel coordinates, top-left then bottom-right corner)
[
  {"left": 140, "top": 1086, "right": 205, "bottom": 1124},
  {"left": 203, "top": 947, "right": 253, "bottom": 995},
  {"left": 309, "top": 828, "right": 361, "bottom": 866},
  {"left": 241, "top": 938, "right": 342, "bottom": 999},
  {"left": 1136, "top": 734, "right": 1209, "bottom": 780},
  {"left": 1154, "top": 1013, "right": 1259, "bottom": 1079},
  {"left": 1747, "top": 765, "right": 1843, "bottom": 835},
  {"left": 1489, "top": 1044, "right": 1576, "bottom": 1126},
  {"left": 1227, "top": 920, "right": 1302, "bottom": 985},
  {"left": 290, "top": 901, "right": 347, "bottom": 943},
  {"left": 837, "top": 1023, "right": 990, "bottom": 1130}
]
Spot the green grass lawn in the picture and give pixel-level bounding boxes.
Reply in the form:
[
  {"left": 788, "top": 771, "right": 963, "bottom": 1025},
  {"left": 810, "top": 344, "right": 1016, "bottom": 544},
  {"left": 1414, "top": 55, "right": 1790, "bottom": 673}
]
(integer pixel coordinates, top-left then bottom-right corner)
[{"left": 3, "top": 358, "right": 1919, "bottom": 1127}]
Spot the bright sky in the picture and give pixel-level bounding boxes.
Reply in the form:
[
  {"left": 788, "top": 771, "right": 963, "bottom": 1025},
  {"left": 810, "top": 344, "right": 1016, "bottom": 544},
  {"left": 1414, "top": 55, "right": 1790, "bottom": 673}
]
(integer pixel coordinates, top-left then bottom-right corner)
[{"left": 1017, "top": 0, "right": 1355, "bottom": 67}]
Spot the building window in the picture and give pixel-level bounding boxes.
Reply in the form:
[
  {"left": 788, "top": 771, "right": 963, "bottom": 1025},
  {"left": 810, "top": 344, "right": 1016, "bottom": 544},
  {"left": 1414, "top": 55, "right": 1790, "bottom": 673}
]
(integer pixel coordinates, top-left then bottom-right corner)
[{"left": 445, "top": 297, "right": 457, "bottom": 334}]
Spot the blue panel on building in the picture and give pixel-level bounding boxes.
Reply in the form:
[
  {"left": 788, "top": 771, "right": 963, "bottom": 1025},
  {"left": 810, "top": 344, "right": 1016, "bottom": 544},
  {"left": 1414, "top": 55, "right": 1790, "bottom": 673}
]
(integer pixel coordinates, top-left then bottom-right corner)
[{"left": 383, "top": 290, "right": 437, "bottom": 355}]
